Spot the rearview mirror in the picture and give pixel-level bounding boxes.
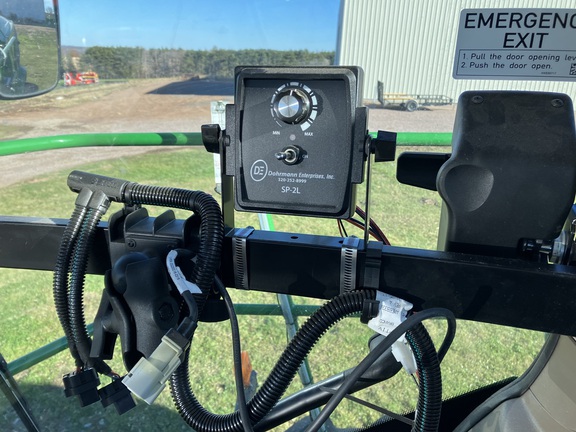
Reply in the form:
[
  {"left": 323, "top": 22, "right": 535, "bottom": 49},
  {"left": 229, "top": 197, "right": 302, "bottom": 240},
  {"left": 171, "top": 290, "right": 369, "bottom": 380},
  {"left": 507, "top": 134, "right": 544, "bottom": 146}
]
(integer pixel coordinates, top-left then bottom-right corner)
[{"left": 0, "top": 0, "right": 59, "bottom": 99}]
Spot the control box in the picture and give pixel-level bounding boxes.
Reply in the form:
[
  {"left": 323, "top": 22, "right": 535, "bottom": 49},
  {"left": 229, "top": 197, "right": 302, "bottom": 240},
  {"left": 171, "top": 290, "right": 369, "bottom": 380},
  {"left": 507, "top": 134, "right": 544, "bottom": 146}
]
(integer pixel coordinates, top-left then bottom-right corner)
[{"left": 223, "top": 66, "right": 367, "bottom": 218}]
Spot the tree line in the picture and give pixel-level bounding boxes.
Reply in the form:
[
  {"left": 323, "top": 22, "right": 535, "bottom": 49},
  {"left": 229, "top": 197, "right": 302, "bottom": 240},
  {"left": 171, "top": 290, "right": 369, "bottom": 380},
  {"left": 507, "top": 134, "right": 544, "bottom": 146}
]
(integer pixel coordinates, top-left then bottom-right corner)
[{"left": 62, "top": 47, "right": 335, "bottom": 80}]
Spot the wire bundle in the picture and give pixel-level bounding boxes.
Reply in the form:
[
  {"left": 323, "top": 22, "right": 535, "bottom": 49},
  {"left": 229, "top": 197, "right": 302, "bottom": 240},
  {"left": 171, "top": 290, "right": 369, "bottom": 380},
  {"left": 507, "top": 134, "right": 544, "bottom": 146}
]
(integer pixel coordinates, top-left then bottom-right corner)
[
  {"left": 339, "top": 205, "right": 391, "bottom": 244},
  {"left": 54, "top": 173, "right": 225, "bottom": 393},
  {"left": 55, "top": 171, "right": 456, "bottom": 432},
  {"left": 53, "top": 188, "right": 113, "bottom": 375}
]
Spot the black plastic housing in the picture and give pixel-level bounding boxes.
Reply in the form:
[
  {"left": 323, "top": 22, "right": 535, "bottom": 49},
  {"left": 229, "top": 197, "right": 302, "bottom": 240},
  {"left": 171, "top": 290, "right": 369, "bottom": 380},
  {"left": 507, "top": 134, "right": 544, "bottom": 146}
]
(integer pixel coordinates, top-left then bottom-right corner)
[
  {"left": 225, "top": 66, "right": 366, "bottom": 218},
  {"left": 63, "top": 368, "right": 101, "bottom": 407},
  {"left": 99, "top": 379, "right": 136, "bottom": 415},
  {"left": 437, "top": 91, "right": 576, "bottom": 257},
  {"left": 90, "top": 208, "right": 191, "bottom": 370}
]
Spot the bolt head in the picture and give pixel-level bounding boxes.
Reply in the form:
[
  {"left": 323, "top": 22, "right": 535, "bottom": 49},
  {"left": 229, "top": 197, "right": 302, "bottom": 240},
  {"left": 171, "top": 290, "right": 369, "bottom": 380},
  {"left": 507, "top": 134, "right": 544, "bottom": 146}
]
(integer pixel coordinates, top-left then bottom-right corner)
[{"left": 158, "top": 303, "right": 175, "bottom": 321}]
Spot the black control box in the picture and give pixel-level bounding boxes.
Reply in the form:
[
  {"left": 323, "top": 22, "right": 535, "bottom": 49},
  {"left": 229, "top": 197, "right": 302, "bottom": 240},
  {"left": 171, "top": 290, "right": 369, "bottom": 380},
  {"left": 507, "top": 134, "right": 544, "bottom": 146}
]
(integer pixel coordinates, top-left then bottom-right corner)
[{"left": 224, "top": 66, "right": 367, "bottom": 218}]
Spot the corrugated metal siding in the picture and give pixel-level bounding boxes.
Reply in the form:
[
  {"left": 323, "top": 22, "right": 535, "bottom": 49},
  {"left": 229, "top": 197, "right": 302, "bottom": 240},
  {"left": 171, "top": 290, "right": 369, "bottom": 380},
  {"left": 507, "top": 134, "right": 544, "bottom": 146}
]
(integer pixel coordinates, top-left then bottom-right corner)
[{"left": 336, "top": 0, "right": 576, "bottom": 101}]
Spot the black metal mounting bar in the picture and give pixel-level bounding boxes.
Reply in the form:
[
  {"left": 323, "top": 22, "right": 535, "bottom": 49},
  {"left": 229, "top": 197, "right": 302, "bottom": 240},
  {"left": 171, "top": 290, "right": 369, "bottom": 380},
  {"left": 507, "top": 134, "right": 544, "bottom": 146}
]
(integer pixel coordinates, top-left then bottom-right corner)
[{"left": 1, "top": 217, "right": 575, "bottom": 336}]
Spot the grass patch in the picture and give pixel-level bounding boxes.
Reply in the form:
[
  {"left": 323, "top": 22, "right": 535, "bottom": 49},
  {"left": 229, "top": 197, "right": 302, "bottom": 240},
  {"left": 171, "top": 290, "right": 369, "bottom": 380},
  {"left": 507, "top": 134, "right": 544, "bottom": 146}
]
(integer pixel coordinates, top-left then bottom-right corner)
[{"left": 0, "top": 146, "right": 544, "bottom": 431}]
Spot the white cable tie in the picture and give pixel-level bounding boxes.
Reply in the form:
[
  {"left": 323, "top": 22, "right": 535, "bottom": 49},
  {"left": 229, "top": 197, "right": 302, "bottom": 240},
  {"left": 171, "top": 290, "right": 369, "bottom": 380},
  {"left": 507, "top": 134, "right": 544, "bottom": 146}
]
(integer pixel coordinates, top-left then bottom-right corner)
[{"left": 166, "top": 250, "right": 202, "bottom": 295}]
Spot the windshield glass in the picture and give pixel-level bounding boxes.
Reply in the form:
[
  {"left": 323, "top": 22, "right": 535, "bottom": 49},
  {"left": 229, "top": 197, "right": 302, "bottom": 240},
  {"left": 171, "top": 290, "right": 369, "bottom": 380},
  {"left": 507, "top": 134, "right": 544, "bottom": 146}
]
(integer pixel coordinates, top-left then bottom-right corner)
[
  {"left": 0, "top": 1, "right": 573, "bottom": 141},
  {"left": 0, "top": 1, "right": 574, "bottom": 431}
]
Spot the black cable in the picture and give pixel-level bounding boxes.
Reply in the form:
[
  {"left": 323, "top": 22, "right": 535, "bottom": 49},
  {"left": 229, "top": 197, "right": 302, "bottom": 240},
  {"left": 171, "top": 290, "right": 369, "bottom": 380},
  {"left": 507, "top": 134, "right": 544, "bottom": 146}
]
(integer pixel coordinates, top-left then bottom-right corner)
[
  {"left": 67, "top": 192, "right": 111, "bottom": 374},
  {"left": 182, "top": 290, "right": 199, "bottom": 323},
  {"left": 406, "top": 323, "right": 442, "bottom": 431},
  {"left": 305, "top": 307, "right": 456, "bottom": 432},
  {"left": 355, "top": 206, "right": 390, "bottom": 245},
  {"left": 125, "top": 184, "right": 223, "bottom": 303},
  {"left": 54, "top": 188, "right": 112, "bottom": 373},
  {"left": 66, "top": 172, "right": 224, "bottom": 309},
  {"left": 338, "top": 219, "right": 349, "bottom": 238},
  {"left": 53, "top": 201, "right": 89, "bottom": 366},
  {"left": 214, "top": 275, "right": 254, "bottom": 432},
  {"left": 255, "top": 345, "right": 403, "bottom": 430},
  {"left": 169, "top": 290, "right": 377, "bottom": 432},
  {"left": 437, "top": 312, "right": 457, "bottom": 364},
  {"left": 68, "top": 208, "right": 98, "bottom": 364},
  {"left": 178, "top": 291, "right": 199, "bottom": 340}
]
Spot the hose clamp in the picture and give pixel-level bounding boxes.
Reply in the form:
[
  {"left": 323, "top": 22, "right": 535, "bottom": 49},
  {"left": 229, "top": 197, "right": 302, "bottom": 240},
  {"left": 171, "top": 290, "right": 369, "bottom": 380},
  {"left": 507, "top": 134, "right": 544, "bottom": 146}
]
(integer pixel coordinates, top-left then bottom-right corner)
[
  {"left": 340, "top": 236, "right": 360, "bottom": 294},
  {"left": 232, "top": 227, "right": 254, "bottom": 290}
]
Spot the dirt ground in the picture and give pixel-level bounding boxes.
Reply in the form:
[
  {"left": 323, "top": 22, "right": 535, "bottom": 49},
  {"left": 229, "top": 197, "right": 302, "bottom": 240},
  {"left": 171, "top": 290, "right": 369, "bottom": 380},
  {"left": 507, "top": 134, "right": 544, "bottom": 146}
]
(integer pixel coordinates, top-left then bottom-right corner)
[{"left": 0, "top": 78, "right": 457, "bottom": 187}]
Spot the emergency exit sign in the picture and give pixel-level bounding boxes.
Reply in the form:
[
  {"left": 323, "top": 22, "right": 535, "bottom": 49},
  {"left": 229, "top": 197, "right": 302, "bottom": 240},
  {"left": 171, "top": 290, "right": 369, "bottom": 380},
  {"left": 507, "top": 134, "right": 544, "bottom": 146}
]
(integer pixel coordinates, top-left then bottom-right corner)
[{"left": 453, "top": 9, "right": 576, "bottom": 81}]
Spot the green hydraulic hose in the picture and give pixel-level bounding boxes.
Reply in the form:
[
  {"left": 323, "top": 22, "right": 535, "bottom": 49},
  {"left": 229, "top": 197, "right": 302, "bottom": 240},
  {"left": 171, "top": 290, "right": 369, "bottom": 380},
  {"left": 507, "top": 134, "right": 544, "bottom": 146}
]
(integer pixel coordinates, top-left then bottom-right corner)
[{"left": 0, "top": 132, "right": 204, "bottom": 156}]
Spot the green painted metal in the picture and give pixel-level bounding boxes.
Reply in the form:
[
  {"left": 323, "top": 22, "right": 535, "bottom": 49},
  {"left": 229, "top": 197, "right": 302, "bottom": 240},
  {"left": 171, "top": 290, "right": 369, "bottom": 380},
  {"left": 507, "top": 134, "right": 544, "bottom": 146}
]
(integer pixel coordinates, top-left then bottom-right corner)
[
  {"left": 233, "top": 303, "right": 322, "bottom": 316},
  {"left": 0, "top": 132, "right": 204, "bottom": 157},
  {"left": 8, "top": 324, "right": 93, "bottom": 375},
  {"left": 370, "top": 131, "right": 452, "bottom": 146},
  {"left": 397, "top": 132, "right": 452, "bottom": 146}
]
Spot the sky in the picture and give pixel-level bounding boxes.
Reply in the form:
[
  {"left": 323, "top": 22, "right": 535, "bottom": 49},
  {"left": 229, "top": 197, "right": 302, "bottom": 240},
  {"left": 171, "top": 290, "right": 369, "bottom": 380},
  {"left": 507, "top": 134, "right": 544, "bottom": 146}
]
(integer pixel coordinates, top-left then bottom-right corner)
[{"left": 58, "top": 0, "right": 341, "bottom": 52}]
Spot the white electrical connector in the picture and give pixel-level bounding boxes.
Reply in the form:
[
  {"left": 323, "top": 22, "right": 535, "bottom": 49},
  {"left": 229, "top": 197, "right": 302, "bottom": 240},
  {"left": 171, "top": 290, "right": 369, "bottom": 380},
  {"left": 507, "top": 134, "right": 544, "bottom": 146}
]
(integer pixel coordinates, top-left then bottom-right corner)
[
  {"left": 391, "top": 337, "right": 418, "bottom": 375},
  {"left": 367, "top": 292, "right": 417, "bottom": 375},
  {"left": 122, "top": 330, "right": 187, "bottom": 404}
]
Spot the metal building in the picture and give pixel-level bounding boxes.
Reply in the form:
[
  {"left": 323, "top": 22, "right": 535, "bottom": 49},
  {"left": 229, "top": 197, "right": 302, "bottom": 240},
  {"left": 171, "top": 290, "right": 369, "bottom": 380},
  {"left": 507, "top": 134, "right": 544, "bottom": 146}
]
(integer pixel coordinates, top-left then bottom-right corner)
[{"left": 336, "top": 0, "right": 576, "bottom": 103}]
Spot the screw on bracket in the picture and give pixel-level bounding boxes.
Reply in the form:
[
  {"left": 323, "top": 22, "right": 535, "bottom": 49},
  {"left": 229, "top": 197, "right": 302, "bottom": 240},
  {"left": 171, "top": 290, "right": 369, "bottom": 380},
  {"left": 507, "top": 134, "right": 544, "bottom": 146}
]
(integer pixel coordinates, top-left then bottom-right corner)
[{"left": 471, "top": 95, "right": 484, "bottom": 104}]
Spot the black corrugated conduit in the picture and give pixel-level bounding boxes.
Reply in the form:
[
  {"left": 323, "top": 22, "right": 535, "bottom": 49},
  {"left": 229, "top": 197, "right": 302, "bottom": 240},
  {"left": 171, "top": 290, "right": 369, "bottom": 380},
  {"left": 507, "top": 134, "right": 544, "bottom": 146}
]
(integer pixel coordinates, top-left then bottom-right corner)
[
  {"left": 68, "top": 206, "right": 108, "bottom": 368},
  {"left": 406, "top": 323, "right": 442, "bottom": 432},
  {"left": 306, "top": 308, "right": 454, "bottom": 432},
  {"left": 124, "top": 183, "right": 224, "bottom": 300},
  {"left": 58, "top": 172, "right": 224, "bottom": 372},
  {"left": 169, "top": 290, "right": 378, "bottom": 432},
  {"left": 169, "top": 291, "right": 448, "bottom": 432},
  {"left": 53, "top": 197, "right": 90, "bottom": 367},
  {"left": 54, "top": 189, "right": 112, "bottom": 374},
  {"left": 59, "top": 172, "right": 450, "bottom": 431},
  {"left": 64, "top": 170, "right": 224, "bottom": 311}
]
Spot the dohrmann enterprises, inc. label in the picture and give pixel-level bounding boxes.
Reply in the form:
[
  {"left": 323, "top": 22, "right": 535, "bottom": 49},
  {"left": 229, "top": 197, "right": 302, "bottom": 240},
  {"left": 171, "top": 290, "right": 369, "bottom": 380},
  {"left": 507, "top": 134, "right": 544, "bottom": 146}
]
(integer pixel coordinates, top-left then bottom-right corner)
[{"left": 453, "top": 9, "right": 576, "bottom": 81}]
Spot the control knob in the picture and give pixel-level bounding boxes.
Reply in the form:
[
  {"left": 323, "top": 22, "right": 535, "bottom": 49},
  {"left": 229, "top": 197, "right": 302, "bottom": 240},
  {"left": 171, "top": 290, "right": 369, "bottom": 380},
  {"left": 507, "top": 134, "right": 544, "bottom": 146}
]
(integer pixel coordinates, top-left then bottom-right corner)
[{"left": 272, "top": 88, "right": 311, "bottom": 124}]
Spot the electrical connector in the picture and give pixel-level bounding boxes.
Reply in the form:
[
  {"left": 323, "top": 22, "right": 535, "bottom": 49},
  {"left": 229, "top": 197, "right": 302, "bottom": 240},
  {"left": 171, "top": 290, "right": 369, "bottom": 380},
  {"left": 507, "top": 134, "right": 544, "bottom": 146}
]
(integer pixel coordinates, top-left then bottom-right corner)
[
  {"left": 391, "top": 338, "right": 417, "bottom": 375},
  {"left": 122, "top": 328, "right": 188, "bottom": 404},
  {"left": 366, "top": 291, "right": 417, "bottom": 374},
  {"left": 99, "top": 378, "right": 136, "bottom": 415},
  {"left": 63, "top": 368, "right": 101, "bottom": 407}
]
